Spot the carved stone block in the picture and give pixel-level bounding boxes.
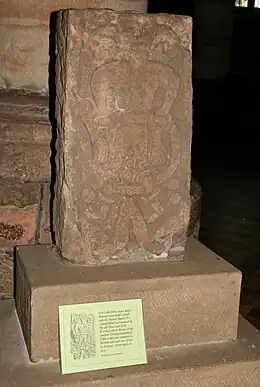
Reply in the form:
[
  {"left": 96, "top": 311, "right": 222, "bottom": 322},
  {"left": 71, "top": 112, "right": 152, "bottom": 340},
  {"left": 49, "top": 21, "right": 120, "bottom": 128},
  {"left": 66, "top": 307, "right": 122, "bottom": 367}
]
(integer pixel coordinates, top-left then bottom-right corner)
[{"left": 54, "top": 9, "right": 192, "bottom": 264}]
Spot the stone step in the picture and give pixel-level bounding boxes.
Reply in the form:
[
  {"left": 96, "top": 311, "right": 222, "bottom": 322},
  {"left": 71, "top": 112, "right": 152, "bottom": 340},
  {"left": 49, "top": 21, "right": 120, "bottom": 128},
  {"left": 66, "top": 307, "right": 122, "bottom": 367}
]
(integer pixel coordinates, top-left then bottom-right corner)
[
  {"left": 0, "top": 299, "right": 260, "bottom": 386},
  {"left": 0, "top": 90, "right": 49, "bottom": 121},
  {"left": 0, "top": 91, "right": 51, "bottom": 182},
  {"left": 15, "top": 238, "right": 241, "bottom": 362}
]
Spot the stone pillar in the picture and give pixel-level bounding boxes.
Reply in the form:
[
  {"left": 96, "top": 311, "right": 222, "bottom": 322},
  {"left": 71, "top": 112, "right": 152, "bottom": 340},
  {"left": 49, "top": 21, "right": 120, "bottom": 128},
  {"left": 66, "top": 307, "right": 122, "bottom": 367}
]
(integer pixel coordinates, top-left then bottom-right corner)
[
  {"left": 0, "top": 0, "right": 147, "bottom": 94},
  {"left": 53, "top": 9, "right": 192, "bottom": 265}
]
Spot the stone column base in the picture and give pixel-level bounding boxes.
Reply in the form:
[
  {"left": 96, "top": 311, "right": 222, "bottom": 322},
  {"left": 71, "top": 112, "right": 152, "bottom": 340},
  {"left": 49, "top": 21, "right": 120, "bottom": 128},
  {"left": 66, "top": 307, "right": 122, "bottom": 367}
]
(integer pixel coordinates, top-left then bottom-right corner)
[{"left": 15, "top": 238, "right": 241, "bottom": 362}]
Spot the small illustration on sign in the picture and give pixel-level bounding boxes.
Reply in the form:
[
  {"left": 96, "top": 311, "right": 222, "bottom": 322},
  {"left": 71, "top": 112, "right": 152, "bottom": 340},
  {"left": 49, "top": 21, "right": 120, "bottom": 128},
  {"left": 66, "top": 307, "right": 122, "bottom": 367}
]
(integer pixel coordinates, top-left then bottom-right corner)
[{"left": 70, "top": 313, "right": 96, "bottom": 360}]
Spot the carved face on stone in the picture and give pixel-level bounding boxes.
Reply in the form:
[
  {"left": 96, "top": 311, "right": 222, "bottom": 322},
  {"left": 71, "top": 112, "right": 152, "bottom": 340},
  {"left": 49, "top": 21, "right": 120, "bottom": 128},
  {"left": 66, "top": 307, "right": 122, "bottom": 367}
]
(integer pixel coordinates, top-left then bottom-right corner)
[
  {"left": 88, "top": 27, "right": 117, "bottom": 64},
  {"left": 149, "top": 27, "right": 180, "bottom": 62}
]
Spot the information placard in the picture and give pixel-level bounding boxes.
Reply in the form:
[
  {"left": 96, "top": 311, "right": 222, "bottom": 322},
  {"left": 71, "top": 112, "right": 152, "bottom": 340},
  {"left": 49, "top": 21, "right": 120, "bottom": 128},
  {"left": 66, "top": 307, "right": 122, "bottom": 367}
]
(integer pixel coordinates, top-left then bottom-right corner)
[{"left": 59, "top": 299, "right": 147, "bottom": 374}]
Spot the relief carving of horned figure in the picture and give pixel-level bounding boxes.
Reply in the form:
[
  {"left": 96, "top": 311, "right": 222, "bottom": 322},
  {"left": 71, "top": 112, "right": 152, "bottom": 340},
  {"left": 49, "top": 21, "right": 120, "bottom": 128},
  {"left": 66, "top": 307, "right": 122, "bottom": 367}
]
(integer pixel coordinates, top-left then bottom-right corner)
[{"left": 68, "top": 16, "right": 188, "bottom": 263}]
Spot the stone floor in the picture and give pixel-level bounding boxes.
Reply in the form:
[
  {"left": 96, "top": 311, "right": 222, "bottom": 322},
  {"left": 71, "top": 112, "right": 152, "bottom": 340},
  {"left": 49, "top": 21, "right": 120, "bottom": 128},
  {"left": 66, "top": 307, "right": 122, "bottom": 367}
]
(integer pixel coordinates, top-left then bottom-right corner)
[{"left": 1, "top": 298, "right": 260, "bottom": 386}]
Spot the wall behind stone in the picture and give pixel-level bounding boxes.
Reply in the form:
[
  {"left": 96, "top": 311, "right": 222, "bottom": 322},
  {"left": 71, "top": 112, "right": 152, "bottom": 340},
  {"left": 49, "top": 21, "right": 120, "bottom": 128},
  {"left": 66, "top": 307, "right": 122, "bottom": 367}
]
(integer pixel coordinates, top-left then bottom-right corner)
[
  {"left": 0, "top": 0, "right": 238, "bottom": 91},
  {"left": 0, "top": 92, "right": 51, "bottom": 252},
  {"left": 0, "top": 0, "right": 147, "bottom": 94}
]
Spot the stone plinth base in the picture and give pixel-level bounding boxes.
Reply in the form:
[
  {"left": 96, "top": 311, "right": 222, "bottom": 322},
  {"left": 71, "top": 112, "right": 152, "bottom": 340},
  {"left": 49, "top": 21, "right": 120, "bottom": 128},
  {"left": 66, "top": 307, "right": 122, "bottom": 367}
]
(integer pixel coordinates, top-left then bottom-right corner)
[
  {"left": 15, "top": 238, "right": 241, "bottom": 362},
  {"left": 1, "top": 300, "right": 260, "bottom": 386}
]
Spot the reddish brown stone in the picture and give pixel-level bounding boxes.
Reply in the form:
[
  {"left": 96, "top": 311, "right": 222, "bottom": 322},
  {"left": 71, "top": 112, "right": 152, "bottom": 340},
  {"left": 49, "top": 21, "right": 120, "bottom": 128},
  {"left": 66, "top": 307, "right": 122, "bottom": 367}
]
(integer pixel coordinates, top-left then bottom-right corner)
[
  {"left": 0, "top": 91, "right": 49, "bottom": 121},
  {"left": 0, "top": 206, "right": 38, "bottom": 249},
  {"left": 0, "top": 92, "right": 51, "bottom": 182},
  {"left": 54, "top": 10, "right": 192, "bottom": 265},
  {"left": 0, "top": 251, "right": 13, "bottom": 297},
  {"left": 0, "top": 179, "right": 41, "bottom": 208},
  {"left": 39, "top": 184, "right": 52, "bottom": 244},
  {"left": 0, "top": 1, "right": 148, "bottom": 92},
  {"left": 0, "top": 119, "right": 51, "bottom": 143},
  {"left": 0, "top": 179, "right": 41, "bottom": 250},
  {"left": 0, "top": 0, "right": 148, "bottom": 21},
  {"left": 0, "top": 142, "right": 50, "bottom": 182}
]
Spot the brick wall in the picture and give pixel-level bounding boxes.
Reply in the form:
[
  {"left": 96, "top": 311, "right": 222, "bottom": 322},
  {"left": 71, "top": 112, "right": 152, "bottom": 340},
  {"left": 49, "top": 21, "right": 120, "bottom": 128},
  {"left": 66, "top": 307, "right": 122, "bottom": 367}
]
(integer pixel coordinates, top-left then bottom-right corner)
[
  {"left": 0, "top": 91, "right": 52, "bottom": 258},
  {"left": 0, "top": 91, "right": 52, "bottom": 297},
  {"left": 0, "top": 0, "right": 147, "bottom": 94}
]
